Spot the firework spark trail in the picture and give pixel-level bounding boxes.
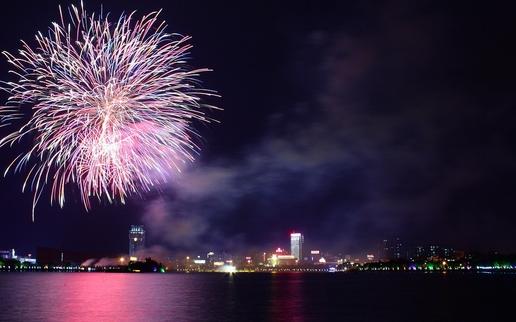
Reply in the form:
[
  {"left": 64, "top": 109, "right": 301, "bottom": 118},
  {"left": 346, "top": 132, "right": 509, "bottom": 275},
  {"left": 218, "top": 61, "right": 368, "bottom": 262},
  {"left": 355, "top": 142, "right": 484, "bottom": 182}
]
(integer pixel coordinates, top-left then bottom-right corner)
[{"left": 0, "top": 2, "right": 218, "bottom": 219}]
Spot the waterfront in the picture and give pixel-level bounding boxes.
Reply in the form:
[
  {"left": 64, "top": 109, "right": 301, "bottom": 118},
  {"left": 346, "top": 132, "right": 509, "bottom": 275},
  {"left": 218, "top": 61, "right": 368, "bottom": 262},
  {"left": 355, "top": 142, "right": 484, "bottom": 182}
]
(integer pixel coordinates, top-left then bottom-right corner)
[{"left": 0, "top": 272, "right": 514, "bottom": 322}]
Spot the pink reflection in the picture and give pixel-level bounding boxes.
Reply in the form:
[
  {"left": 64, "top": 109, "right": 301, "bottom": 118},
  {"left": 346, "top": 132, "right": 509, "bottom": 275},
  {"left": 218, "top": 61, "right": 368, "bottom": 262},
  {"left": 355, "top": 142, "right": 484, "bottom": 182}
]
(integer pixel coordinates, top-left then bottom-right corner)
[
  {"left": 23, "top": 273, "right": 208, "bottom": 321},
  {"left": 269, "top": 273, "right": 306, "bottom": 322}
]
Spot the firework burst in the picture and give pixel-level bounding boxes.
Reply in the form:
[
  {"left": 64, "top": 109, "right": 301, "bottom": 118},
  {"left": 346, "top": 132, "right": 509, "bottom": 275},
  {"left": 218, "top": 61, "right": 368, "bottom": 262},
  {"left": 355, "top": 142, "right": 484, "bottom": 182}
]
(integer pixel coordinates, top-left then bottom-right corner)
[{"left": 0, "top": 3, "right": 218, "bottom": 219}]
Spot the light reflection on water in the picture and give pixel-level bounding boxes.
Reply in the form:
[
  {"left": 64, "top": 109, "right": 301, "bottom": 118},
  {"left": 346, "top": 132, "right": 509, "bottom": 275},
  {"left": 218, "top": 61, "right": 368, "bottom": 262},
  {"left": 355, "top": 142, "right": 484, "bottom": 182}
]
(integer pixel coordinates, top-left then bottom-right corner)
[
  {"left": 0, "top": 272, "right": 514, "bottom": 322},
  {"left": 1, "top": 273, "right": 221, "bottom": 322}
]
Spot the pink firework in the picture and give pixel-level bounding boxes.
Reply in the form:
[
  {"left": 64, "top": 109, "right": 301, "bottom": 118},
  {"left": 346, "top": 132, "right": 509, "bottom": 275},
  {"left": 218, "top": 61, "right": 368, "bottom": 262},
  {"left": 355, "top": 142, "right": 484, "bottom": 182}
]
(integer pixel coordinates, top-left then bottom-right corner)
[{"left": 0, "top": 3, "right": 217, "bottom": 218}]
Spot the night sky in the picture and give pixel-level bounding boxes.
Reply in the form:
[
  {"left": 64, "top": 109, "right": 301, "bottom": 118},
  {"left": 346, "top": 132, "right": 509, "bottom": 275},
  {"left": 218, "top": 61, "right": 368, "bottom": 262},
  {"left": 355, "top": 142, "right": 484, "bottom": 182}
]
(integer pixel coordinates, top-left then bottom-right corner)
[{"left": 1, "top": 0, "right": 516, "bottom": 257}]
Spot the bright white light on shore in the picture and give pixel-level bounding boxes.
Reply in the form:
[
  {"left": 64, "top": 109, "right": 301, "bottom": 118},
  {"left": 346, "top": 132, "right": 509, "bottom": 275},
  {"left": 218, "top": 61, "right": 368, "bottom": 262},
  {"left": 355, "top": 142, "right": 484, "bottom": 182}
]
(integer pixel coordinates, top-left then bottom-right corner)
[{"left": 221, "top": 265, "right": 236, "bottom": 273}]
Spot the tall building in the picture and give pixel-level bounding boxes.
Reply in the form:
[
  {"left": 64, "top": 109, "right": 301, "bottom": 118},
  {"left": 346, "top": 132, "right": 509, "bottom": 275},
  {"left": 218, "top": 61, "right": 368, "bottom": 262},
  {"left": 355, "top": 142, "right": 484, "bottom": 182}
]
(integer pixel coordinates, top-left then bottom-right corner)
[
  {"left": 381, "top": 239, "right": 390, "bottom": 260},
  {"left": 443, "top": 247, "right": 455, "bottom": 260},
  {"left": 381, "top": 237, "right": 404, "bottom": 260},
  {"left": 290, "top": 232, "right": 304, "bottom": 261},
  {"left": 394, "top": 237, "right": 403, "bottom": 259},
  {"left": 129, "top": 225, "right": 145, "bottom": 259},
  {"left": 429, "top": 245, "right": 439, "bottom": 258},
  {"left": 415, "top": 246, "right": 425, "bottom": 260}
]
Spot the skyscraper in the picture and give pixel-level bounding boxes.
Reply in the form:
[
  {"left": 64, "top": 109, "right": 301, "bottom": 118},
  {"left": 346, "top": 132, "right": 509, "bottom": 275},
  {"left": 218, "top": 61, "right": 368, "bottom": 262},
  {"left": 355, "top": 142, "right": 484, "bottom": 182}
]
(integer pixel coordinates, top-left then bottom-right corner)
[
  {"left": 415, "top": 246, "right": 425, "bottom": 260},
  {"left": 382, "top": 239, "right": 390, "bottom": 260},
  {"left": 129, "top": 225, "right": 145, "bottom": 259},
  {"left": 381, "top": 237, "right": 404, "bottom": 260},
  {"left": 290, "top": 232, "right": 304, "bottom": 261},
  {"left": 394, "top": 237, "right": 403, "bottom": 259}
]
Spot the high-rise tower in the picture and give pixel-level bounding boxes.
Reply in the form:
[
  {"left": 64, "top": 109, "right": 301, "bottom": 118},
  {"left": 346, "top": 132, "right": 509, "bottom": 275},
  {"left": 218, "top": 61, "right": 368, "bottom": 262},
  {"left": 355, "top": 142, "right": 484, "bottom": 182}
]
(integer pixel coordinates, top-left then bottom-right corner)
[
  {"left": 129, "top": 225, "right": 145, "bottom": 259},
  {"left": 290, "top": 232, "right": 304, "bottom": 261}
]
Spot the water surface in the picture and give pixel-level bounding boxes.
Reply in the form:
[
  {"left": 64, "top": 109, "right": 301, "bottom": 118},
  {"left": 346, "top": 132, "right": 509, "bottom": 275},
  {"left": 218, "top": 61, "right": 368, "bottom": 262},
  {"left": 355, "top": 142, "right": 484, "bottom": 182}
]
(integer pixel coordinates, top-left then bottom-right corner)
[{"left": 0, "top": 272, "right": 513, "bottom": 321}]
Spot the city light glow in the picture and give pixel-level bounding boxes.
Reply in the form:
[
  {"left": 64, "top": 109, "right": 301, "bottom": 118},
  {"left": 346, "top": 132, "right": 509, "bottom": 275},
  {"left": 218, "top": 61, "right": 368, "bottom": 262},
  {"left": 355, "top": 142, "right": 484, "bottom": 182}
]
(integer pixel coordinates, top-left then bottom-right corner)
[{"left": 221, "top": 265, "right": 236, "bottom": 273}]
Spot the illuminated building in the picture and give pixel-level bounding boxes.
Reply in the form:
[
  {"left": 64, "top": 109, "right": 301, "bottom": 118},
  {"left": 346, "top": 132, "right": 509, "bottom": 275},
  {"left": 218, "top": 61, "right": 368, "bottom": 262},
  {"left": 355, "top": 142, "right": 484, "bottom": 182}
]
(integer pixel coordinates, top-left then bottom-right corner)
[
  {"left": 0, "top": 249, "right": 36, "bottom": 263},
  {"left": 310, "top": 250, "right": 321, "bottom": 263},
  {"left": 129, "top": 225, "right": 145, "bottom": 259},
  {"left": 269, "top": 254, "right": 297, "bottom": 267},
  {"left": 443, "top": 247, "right": 455, "bottom": 259},
  {"left": 415, "top": 246, "right": 425, "bottom": 260},
  {"left": 382, "top": 239, "right": 389, "bottom": 260},
  {"left": 394, "top": 237, "right": 403, "bottom": 259},
  {"left": 244, "top": 256, "right": 253, "bottom": 266},
  {"left": 1, "top": 249, "right": 36, "bottom": 264},
  {"left": 218, "top": 264, "right": 236, "bottom": 273},
  {"left": 18, "top": 255, "right": 36, "bottom": 264},
  {"left": 290, "top": 232, "right": 304, "bottom": 261},
  {"left": 382, "top": 237, "right": 404, "bottom": 260},
  {"left": 0, "top": 249, "right": 15, "bottom": 259},
  {"left": 267, "top": 247, "right": 298, "bottom": 267},
  {"left": 413, "top": 245, "right": 455, "bottom": 260},
  {"left": 207, "top": 251, "right": 215, "bottom": 264}
]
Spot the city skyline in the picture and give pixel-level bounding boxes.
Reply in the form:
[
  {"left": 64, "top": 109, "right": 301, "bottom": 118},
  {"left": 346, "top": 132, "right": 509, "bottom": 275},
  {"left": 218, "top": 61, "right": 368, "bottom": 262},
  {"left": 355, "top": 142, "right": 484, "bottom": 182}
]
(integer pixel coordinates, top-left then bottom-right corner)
[
  {"left": 1, "top": 227, "right": 510, "bottom": 270},
  {"left": 0, "top": 219, "right": 513, "bottom": 259},
  {"left": 3, "top": 227, "right": 514, "bottom": 276}
]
